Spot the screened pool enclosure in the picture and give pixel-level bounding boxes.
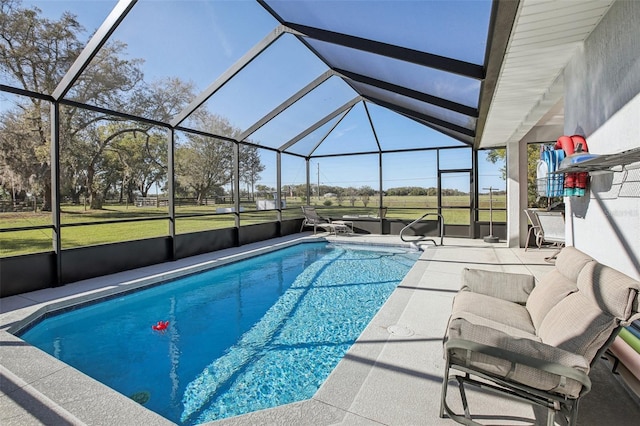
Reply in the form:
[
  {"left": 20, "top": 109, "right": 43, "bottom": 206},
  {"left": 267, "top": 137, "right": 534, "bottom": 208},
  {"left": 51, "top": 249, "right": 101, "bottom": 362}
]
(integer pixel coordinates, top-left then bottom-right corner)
[{"left": 0, "top": 0, "right": 512, "bottom": 296}]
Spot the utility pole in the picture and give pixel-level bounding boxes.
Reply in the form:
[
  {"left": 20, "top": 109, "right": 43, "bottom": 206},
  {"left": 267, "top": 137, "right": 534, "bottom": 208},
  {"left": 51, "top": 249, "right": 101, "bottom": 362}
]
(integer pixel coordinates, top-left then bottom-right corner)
[{"left": 317, "top": 163, "right": 320, "bottom": 200}]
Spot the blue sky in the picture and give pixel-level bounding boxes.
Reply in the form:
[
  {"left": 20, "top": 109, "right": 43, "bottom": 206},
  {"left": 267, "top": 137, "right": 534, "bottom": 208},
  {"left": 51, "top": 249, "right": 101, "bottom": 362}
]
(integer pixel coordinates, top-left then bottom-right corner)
[{"left": 21, "top": 0, "right": 505, "bottom": 192}]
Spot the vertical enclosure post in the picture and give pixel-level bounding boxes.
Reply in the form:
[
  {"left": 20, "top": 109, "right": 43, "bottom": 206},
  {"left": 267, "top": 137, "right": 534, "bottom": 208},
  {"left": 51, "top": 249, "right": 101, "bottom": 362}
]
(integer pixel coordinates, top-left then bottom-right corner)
[
  {"left": 305, "top": 158, "right": 311, "bottom": 205},
  {"left": 234, "top": 142, "right": 240, "bottom": 230},
  {"left": 168, "top": 129, "right": 176, "bottom": 259},
  {"left": 276, "top": 151, "right": 282, "bottom": 224},
  {"left": 50, "top": 103, "right": 62, "bottom": 286}
]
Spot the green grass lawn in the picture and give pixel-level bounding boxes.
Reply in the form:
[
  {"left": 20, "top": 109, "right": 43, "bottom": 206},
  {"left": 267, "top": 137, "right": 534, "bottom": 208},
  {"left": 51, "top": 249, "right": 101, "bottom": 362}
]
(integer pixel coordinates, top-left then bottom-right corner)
[{"left": 0, "top": 195, "right": 506, "bottom": 257}]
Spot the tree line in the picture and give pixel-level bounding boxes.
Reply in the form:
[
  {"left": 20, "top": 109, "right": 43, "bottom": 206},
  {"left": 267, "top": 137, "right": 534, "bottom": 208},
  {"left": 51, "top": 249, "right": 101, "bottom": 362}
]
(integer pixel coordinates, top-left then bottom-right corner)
[
  {"left": 384, "top": 186, "right": 470, "bottom": 197},
  {"left": 261, "top": 184, "right": 471, "bottom": 200},
  {"left": 0, "top": 0, "right": 264, "bottom": 210}
]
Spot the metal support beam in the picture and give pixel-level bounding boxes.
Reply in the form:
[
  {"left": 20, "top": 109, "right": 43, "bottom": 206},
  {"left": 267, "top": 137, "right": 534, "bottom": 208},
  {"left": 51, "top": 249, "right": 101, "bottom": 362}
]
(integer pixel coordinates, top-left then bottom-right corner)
[
  {"left": 168, "top": 129, "right": 176, "bottom": 259},
  {"left": 61, "top": 98, "right": 169, "bottom": 128},
  {"left": 1, "top": 84, "right": 53, "bottom": 101},
  {"left": 50, "top": 102, "right": 62, "bottom": 286},
  {"left": 472, "top": 150, "right": 479, "bottom": 238},
  {"left": 53, "top": 0, "right": 137, "bottom": 100},
  {"left": 171, "top": 25, "right": 288, "bottom": 128},
  {"left": 378, "top": 151, "right": 384, "bottom": 230},
  {"left": 363, "top": 95, "right": 475, "bottom": 137},
  {"left": 278, "top": 96, "right": 361, "bottom": 152},
  {"left": 363, "top": 102, "right": 382, "bottom": 152},
  {"left": 276, "top": 151, "right": 282, "bottom": 223},
  {"left": 284, "top": 23, "right": 484, "bottom": 80},
  {"left": 337, "top": 68, "right": 478, "bottom": 117},
  {"left": 233, "top": 143, "right": 240, "bottom": 229},
  {"left": 436, "top": 150, "right": 442, "bottom": 213},
  {"left": 306, "top": 106, "right": 353, "bottom": 157},
  {"left": 305, "top": 159, "right": 311, "bottom": 205},
  {"left": 308, "top": 144, "right": 465, "bottom": 159},
  {"left": 239, "top": 70, "right": 334, "bottom": 142}
]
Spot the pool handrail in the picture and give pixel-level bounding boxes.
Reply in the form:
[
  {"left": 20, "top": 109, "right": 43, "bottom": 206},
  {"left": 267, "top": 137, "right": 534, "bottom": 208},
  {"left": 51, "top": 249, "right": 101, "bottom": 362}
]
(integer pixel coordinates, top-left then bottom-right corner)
[{"left": 400, "top": 212, "right": 444, "bottom": 246}]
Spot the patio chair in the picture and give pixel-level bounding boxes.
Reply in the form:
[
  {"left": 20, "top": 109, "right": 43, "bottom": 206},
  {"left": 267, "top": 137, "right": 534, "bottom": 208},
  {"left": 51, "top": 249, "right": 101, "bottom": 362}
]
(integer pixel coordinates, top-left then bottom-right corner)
[
  {"left": 300, "top": 206, "right": 349, "bottom": 235},
  {"left": 441, "top": 247, "right": 640, "bottom": 426},
  {"left": 524, "top": 209, "right": 544, "bottom": 251},
  {"left": 535, "top": 210, "right": 565, "bottom": 261}
]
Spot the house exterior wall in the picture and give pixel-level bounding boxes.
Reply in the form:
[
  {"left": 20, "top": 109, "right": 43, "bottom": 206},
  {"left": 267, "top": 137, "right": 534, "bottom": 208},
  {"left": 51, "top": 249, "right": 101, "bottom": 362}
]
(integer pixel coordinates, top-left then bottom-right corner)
[{"left": 563, "top": 0, "right": 640, "bottom": 280}]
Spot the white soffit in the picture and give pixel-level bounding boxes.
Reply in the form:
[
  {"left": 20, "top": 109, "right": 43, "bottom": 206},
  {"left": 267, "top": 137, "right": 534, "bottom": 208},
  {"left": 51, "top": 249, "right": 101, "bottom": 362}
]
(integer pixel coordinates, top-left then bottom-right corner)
[{"left": 479, "top": 0, "right": 614, "bottom": 148}]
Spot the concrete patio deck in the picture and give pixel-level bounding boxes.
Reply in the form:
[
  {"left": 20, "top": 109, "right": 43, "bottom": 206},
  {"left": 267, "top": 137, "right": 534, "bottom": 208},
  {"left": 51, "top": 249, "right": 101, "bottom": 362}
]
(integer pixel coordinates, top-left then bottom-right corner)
[{"left": 1, "top": 235, "right": 639, "bottom": 425}]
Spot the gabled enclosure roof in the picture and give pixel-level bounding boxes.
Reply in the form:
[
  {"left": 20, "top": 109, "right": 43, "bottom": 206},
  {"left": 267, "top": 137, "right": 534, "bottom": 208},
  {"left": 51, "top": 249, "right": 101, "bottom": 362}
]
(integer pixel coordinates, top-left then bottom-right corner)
[
  {"left": 2, "top": 0, "right": 616, "bottom": 154},
  {"left": 258, "top": 0, "right": 492, "bottom": 149}
]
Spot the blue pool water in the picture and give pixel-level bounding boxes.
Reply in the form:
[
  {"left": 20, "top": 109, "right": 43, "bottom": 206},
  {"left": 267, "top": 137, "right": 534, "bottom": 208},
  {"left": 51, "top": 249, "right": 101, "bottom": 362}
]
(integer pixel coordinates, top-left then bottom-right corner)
[{"left": 20, "top": 242, "right": 419, "bottom": 424}]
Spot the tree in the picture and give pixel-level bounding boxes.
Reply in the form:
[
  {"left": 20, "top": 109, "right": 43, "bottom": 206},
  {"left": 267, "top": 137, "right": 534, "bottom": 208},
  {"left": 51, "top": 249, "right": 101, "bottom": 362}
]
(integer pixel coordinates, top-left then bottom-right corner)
[
  {"left": 174, "top": 109, "right": 265, "bottom": 204},
  {"left": 0, "top": 1, "right": 146, "bottom": 209},
  {"left": 485, "top": 148, "right": 507, "bottom": 180},
  {"left": 175, "top": 135, "right": 232, "bottom": 205},
  {"left": 104, "top": 129, "right": 167, "bottom": 203},
  {"left": 60, "top": 77, "right": 195, "bottom": 210},
  {"left": 255, "top": 184, "right": 273, "bottom": 199},
  {"left": 0, "top": 0, "right": 86, "bottom": 209},
  {"left": 348, "top": 188, "right": 357, "bottom": 207},
  {"left": 175, "top": 112, "right": 236, "bottom": 204},
  {"left": 0, "top": 108, "right": 50, "bottom": 207},
  {"left": 1, "top": 2, "right": 197, "bottom": 210},
  {"left": 359, "top": 185, "right": 376, "bottom": 196},
  {"left": 239, "top": 143, "right": 264, "bottom": 199},
  {"left": 409, "top": 187, "right": 427, "bottom": 196},
  {"left": 71, "top": 122, "right": 134, "bottom": 208},
  {"left": 1, "top": 1, "right": 84, "bottom": 92},
  {"left": 129, "top": 77, "right": 195, "bottom": 123},
  {"left": 485, "top": 145, "right": 560, "bottom": 208}
]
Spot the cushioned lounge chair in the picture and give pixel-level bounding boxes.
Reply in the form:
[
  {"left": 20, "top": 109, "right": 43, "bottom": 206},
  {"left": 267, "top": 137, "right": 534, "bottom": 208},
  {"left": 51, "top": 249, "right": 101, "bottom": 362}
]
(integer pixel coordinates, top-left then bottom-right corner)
[
  {"left": 441, "top": 247, "right": 640, "bottom": 426},
  {"left": 300, "top": 206, "right": 349, "bottom": 235}
]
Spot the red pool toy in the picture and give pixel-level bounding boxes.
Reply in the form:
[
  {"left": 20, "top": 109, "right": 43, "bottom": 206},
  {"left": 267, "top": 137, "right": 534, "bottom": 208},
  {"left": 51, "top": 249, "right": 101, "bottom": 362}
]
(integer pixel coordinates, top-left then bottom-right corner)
[{"left": 152, "top": 320, "right": 169, "bottom": 331}]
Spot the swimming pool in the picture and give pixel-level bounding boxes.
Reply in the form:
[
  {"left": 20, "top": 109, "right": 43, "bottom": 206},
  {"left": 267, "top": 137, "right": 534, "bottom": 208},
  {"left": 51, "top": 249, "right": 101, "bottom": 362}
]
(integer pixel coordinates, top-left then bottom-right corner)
[{"left": 19, "top": 241, "right": 419, "bottom": 424}]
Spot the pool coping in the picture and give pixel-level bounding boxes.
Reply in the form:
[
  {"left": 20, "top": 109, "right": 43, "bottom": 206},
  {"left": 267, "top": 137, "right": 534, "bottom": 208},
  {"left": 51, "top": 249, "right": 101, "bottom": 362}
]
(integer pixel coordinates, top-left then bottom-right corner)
[{"left": 0, "top": 233, "right": 422, "bottom": 425}]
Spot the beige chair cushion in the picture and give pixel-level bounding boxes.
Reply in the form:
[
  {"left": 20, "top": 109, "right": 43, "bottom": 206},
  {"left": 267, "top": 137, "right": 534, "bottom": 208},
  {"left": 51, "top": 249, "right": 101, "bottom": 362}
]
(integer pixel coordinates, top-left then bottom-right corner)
[
  {"left": 447, "top": 318, "right": 588, "bottom": 398},
  {"left": 453, "top": 291, "right": 536, "bottom": 335},
  {"left": 449, "top": 311, "right": 538, "bottom": 340},
  {"left": 537, "top": 292, "right": 616, "bottom": 363},
  {"left": 526, "top": 269, "right": 577, "bottom": 330},
  {"left": 577, "top": 262, "right": 639, "bottom": 321},
  {"left": 460, "top": 268, "right": 535, "bottom": 304},
  {"left": 555, "top": 246, "right": 594, "bottom": 282}
]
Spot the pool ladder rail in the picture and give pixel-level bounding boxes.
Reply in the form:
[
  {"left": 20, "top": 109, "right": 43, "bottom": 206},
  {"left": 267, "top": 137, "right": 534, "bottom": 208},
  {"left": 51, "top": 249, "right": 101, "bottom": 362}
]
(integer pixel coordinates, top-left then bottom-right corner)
[{"left": 400, "top": 212, "right": 444, "bottom": 247}]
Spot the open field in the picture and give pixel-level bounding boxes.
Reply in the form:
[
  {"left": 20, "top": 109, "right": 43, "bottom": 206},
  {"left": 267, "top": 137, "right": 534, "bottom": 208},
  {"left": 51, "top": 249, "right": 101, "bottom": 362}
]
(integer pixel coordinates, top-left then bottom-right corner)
[{"left": 0, "top": 195, "right": 506, "bottom": 257}]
